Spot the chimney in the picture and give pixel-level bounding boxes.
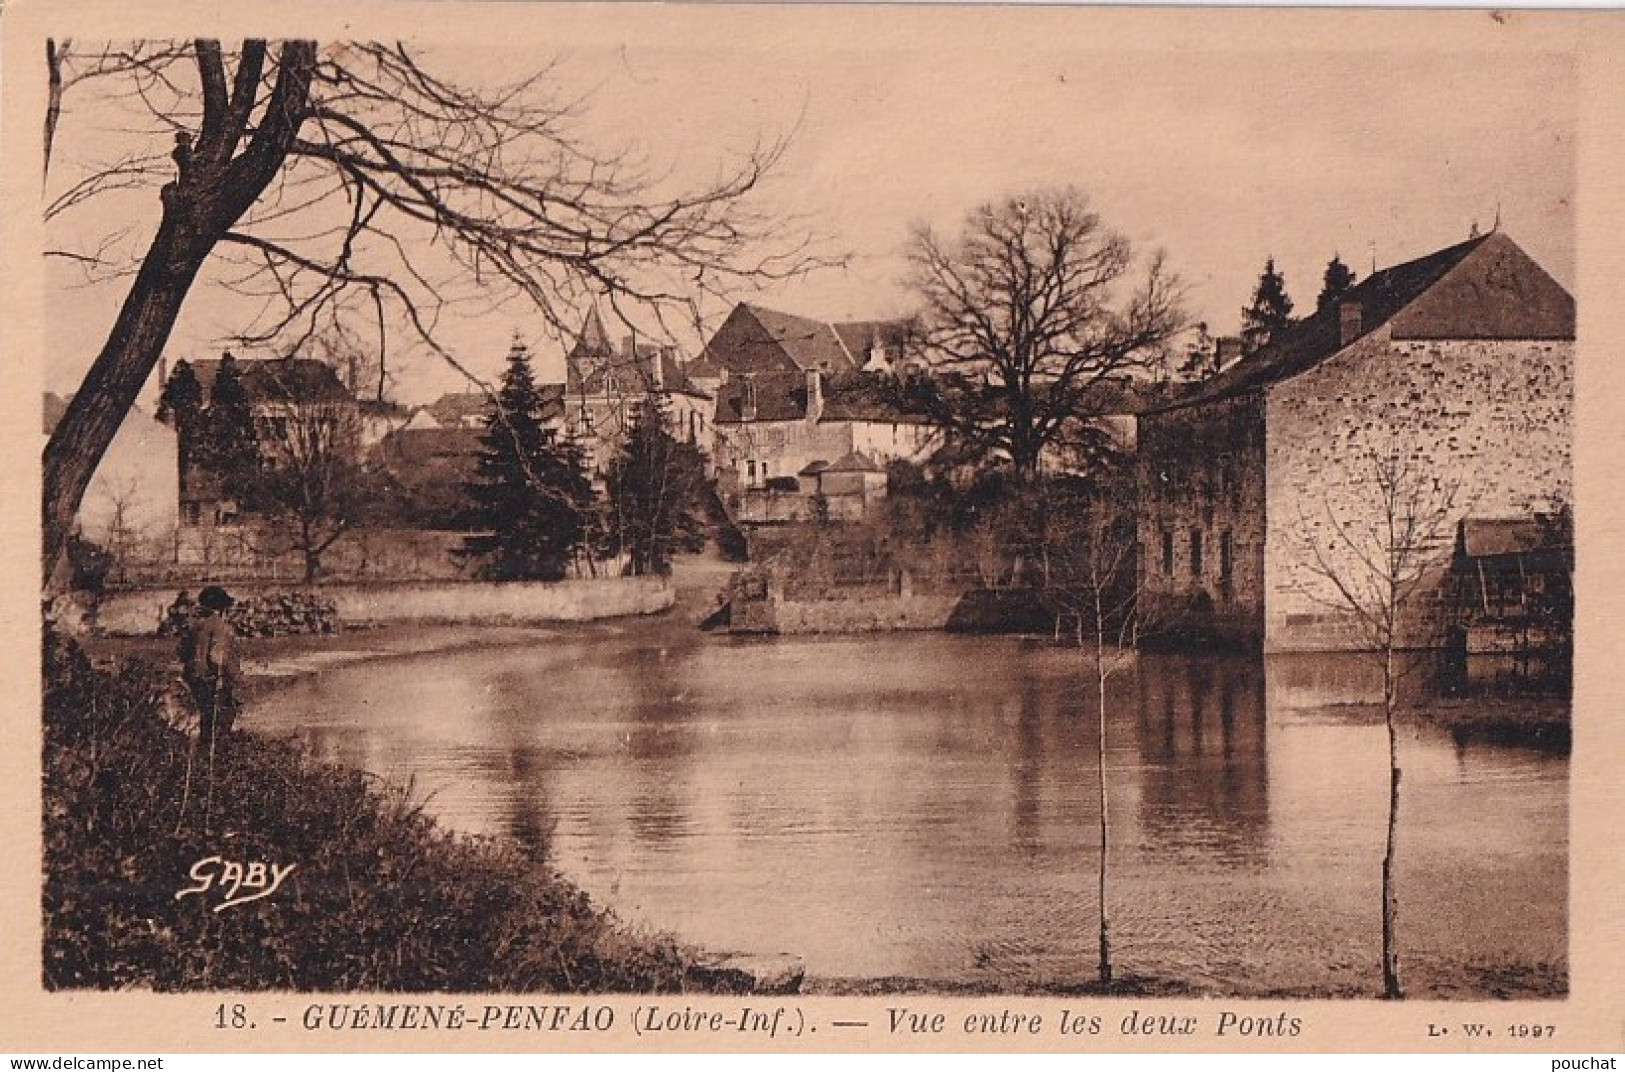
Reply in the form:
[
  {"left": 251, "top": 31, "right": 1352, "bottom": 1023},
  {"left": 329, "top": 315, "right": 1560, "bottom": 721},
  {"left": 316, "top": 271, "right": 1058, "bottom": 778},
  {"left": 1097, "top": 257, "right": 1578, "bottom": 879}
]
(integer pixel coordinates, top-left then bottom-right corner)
[
  {"left": 806, "top": 368, "right": 824, "bottom": 423},
  {"left": 1339, "top": 301, "right": 1363, "bottom": 347}
]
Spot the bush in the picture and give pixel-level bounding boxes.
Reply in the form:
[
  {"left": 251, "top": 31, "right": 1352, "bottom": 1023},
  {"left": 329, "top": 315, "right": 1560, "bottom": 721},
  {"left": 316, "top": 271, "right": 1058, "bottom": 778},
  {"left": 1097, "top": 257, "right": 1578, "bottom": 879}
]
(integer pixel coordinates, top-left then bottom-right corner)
[
  {"left": 157, "top": 590, "right": 341, "bottom": 638},
  {"left": 42, "top": 632, "right": 693, "bottom": 991}
]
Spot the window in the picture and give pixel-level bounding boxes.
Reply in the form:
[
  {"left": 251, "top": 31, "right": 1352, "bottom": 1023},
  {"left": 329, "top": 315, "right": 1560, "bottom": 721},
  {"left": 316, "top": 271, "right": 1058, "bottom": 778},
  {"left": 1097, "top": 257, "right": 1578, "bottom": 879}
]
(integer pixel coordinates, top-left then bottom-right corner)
[
  {"left": 1161, "top": 530, "right": 1174, "bottom": 575},
  {"left": 1190, "top": 529, "right": 1204, "bottom": 578},
  {"left": 1220, "top": 530, "right": 1234, "bottom": 601},
  {"left": 746, "top": 460, "right": 757, "bottom": 485}
]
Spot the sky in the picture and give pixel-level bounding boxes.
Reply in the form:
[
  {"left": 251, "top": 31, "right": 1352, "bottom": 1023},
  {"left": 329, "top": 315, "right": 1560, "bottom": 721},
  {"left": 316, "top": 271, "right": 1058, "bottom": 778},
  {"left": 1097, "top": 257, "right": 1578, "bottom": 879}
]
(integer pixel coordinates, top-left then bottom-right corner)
[{"left": 42, "top": 12, "right": 1577, "bottom": 406}]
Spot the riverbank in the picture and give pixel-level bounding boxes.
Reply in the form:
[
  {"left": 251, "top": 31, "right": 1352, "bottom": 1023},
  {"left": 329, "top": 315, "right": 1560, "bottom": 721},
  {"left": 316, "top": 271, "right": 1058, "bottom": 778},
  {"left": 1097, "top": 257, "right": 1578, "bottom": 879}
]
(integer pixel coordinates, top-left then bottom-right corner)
[{"left": 43, "top": 630, "right": 707, "bottom": 992}]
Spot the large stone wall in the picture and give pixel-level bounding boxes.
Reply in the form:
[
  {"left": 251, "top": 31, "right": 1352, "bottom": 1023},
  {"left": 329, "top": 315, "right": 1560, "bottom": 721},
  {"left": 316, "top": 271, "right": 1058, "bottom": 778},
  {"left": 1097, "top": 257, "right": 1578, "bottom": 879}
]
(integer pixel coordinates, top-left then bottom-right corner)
[
  {"left": 1263, "top": 329, "right": 1573, "bottom": 651},
  {"left": 1136, "top": 393, "right": 1268, "bottom": 647},
  {"left": 94, "top": 576, "right": 674, "bottom": 635}
]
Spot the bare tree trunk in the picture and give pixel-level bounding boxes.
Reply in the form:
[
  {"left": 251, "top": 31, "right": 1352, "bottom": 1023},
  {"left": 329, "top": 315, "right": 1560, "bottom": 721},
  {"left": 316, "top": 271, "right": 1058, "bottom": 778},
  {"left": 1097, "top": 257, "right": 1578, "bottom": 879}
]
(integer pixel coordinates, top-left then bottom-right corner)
[
  {"left": 41, "top": 40, "right": 316, "bottom": 593},
  {"left": 43, "top": 216, "right": 211, "bottom": 590},
  {"left": 1381, "top": 645, "right": 1403, "bottom": 999},
  {"left": 1095, "top": 594, "right": 1112, "bottom": 986}
]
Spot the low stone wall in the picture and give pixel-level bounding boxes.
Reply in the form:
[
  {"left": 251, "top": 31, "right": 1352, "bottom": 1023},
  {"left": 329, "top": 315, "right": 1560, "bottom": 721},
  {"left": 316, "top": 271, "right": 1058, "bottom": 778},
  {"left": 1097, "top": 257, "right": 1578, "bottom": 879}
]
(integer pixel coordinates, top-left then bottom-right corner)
[
  {"left": 770, "top": 595, "right": 959, "bottom": 635},
  {"left": 94, "top": 577, "right": 674, "bottom": 636}
]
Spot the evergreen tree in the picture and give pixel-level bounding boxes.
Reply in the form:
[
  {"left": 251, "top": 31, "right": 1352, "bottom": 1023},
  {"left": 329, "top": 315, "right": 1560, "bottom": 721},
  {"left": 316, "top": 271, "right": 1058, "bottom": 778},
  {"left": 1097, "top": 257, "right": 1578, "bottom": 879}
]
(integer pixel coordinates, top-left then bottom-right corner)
[
  {"left": 604, "top": 393, "right": 709, "bottom": 576},
  {"left": 1240, "top": 257, "right": 1294, "bottom": 353},
  {"left": 1316, "top": 254, "right": 1358, "bottom": 314},
  {"left": 156, "top": 359, "right": 204, "bottom": 476},
  {"left": 198, "top": 353, "right": 261, "bottom": 480},
  {"left": 463, "top": 340, "right": 593, "bottom": 581}
]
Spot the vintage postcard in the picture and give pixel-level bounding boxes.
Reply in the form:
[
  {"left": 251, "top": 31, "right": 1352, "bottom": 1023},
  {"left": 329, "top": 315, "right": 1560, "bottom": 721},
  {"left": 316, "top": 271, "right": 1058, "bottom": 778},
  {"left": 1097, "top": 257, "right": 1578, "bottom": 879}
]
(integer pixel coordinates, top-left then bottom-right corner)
[{"left": 5, "top": 1, "right": 1624, "bottom": 1056}]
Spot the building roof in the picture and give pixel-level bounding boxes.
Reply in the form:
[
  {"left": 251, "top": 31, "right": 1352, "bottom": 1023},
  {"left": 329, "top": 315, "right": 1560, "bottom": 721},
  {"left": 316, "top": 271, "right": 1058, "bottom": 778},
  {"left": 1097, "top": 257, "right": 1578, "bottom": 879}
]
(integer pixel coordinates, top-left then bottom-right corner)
[
  {"left": 821, "top": 373, "right": 934, "bottom": 424},
  {"left": 427, "top": 391, "right": 492, "bottom": 427},
  {"left": 1151, "top": 232, "right": 1574, "bottom": 413},
  {"left": 190, "top": 355, "right": 354, "bottom": 405},
  {"left": 372, "top": 425, "right": 484, "bottom": 468},
  {"left": 715, "top": 369, "right": 809, "bottom": 424},
  {"left": 832, "top": 318, "right": 918, "bottom": 366},
  {"left": 1459, "top": 517, "right": 1570, "bottom": 559},
  {"left": 825, "top": 450, "right": 884, "bottom": 474},
  {"left": 701, "top": 303, "right": 856, "bottom": 376},
  {"left": 429, "top": 385, "right": 564, "bottom": 427},
  {"left": 565, "top": 308, "right": 708, "bottom": 398}
]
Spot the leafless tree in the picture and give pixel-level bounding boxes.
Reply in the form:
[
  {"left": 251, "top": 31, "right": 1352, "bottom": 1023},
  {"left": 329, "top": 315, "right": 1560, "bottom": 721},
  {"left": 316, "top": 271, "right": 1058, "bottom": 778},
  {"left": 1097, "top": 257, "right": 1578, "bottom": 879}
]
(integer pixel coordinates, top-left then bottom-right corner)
[
  {"left": 1297, "top": 446, "right": 1460, "bottom": 999},
  {"left": 1041, "top": 481, "right": 1147, "bottom": 987},
  {"left": 904, "top": 186, "right": 1183, "bottom": 483},
  {"left": 252, "top": 401, "right": 369, "bottom": 584},
  {"left": 42, "top": 39, "right": 829, "bottom": 590}
]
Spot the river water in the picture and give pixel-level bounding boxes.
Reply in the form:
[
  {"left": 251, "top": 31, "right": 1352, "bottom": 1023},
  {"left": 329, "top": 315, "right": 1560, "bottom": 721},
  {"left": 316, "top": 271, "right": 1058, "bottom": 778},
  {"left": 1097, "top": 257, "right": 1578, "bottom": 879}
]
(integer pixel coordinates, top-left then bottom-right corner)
[{"left": 248, "top": 623, "right": 1567, "bottom": 997}]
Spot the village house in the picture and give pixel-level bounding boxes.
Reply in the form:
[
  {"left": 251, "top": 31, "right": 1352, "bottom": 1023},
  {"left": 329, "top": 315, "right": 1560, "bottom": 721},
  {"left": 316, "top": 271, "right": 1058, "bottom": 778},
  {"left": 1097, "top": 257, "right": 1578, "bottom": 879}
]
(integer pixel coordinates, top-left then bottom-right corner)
[
  {"left": 179, "top": 355, "right": 358, "bottom": 524},
  {"left": 1136, "top": 231, "right": 1573, "bottom": 652},
  {"left": 563, "top": 308, "right": 714, "bottom": 474},
  {"left": 702, "top": 303, "right": 936, "bottom": 520}
]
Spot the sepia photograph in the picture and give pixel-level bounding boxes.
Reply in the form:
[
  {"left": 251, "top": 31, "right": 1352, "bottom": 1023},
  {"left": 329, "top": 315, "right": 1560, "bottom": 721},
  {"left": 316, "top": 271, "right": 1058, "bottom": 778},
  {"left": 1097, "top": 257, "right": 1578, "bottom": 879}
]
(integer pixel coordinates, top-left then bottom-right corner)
[{"left": 9, "top": 1, "right": 1624, "bottom": 1056}]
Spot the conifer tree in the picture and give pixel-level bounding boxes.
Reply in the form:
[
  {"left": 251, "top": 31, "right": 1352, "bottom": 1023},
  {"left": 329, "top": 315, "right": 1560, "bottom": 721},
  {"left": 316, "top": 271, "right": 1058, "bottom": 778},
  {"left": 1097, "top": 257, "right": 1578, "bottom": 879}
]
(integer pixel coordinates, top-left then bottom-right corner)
[
  {"left": 199, "top": 353, "right": 261, "bottom": 480},
  {"left": 156, "top": 359, "right": 204, "bottom": 477},
  {"left": 463, "top": 340, "right": 593, "bottom": 581},
  {"left": 604, "top": 393, "right": 708, "bottom": 576},
  {"left": 1316, "top": 254, "right": 1358, "bottom": 314},
  {"left": 1240, "top": 257, "right": 1294, "bottom": 353}
]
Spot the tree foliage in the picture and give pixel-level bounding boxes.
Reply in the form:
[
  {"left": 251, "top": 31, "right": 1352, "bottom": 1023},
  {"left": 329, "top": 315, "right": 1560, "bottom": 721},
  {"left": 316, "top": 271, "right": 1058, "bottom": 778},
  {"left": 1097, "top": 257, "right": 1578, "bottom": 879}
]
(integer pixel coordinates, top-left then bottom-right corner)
[
  {"left": 462, "top": 341, "right": 593, "bottom": 581},
  {"left": 902, "top": 186, "right": 1183, "bottom": 483},
  {"left": 1316, "top": 254, "right": 1358, "bottom": 314},
  {"left": 1240, "top": 256, "right": 1294, "bottom": 353},
  {"left": 195, "top": 353, "right": 260, "bottom": 480},
  {"left": 42, "top": 38, "right": 825, "bottom": 589},
  {"left": 603, "top": 394, "right": 709, "bottom": 576},
  {"left": 156, "top": 358, "right": 204, "bottom": 474}
]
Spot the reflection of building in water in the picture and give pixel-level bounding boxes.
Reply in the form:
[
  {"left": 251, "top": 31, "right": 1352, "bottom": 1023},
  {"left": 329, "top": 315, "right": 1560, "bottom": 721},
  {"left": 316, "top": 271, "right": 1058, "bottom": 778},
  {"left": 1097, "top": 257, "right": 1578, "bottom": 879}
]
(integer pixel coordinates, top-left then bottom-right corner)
[{"left": 1132, "top": 655, "right": 1269, "bottom": 862}]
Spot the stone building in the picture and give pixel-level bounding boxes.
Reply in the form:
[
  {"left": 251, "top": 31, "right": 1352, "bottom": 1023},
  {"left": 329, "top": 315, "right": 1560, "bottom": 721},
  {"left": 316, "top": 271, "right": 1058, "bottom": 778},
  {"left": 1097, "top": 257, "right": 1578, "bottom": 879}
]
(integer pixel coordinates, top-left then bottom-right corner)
[
  {"left": 562, "top": 307, "right": 714, "bottom": 474},
  {"left": 1137, "top": 232, "right": 1573, "bottom": 651},
  {"left": 702, "top": 302, "right": 935, "bottom": 517}
]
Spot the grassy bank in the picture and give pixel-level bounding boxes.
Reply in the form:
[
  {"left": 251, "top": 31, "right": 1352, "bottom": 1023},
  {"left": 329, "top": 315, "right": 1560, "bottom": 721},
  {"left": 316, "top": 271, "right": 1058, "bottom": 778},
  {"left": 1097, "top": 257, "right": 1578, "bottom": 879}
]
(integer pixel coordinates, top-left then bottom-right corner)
[{"left": 43, "top": 632, "right": 694, "bottom": 991}]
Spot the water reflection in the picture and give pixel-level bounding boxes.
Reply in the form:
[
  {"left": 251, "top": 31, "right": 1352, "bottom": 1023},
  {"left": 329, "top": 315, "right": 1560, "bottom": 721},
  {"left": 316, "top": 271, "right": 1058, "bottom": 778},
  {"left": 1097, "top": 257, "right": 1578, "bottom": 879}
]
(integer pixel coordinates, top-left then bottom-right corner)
[{"left": 249, "top": 630, "right": 1566, "bottom": 996}]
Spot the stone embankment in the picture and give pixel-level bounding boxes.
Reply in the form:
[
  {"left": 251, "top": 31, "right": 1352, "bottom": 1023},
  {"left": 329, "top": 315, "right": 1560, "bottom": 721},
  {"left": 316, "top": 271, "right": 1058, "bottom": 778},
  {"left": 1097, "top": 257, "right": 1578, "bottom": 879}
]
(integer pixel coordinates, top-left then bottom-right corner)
[{"left": 93, "top": 576, "right": 674, "bottom": 636}]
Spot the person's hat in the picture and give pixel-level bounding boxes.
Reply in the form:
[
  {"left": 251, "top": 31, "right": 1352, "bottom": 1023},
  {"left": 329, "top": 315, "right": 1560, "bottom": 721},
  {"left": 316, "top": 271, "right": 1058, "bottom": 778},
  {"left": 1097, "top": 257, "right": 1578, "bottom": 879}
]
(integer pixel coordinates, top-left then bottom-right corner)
[{"left": 197, "top": 586, "right": 235, "bottom": 612}]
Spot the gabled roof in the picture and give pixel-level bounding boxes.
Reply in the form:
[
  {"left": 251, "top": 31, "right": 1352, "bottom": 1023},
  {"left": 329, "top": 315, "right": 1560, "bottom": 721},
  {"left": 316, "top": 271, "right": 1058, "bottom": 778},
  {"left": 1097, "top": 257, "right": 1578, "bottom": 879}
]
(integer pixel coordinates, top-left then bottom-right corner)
[
  {"left": 832, "top": 318, "right": 918, "bottom": 365},
  {"left": 191, "top": 356, "right": 354, "bottom": 405},
  {"left": 1151, "top": 232, "right": 1573, "bottom": 413},
  {"left": 702, "top": 303, "right": 857, "bottom": 376},
  {"left": 428, "top": 391, "right": 493, "bottom": 428}
]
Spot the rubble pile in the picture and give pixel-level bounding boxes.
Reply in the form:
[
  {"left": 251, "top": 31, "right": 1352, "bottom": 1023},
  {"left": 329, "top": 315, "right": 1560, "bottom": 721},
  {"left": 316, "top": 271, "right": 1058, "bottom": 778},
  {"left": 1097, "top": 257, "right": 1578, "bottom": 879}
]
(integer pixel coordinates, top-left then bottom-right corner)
[{"left": 157, "top": 591, "right": 342, "bottom": 637}]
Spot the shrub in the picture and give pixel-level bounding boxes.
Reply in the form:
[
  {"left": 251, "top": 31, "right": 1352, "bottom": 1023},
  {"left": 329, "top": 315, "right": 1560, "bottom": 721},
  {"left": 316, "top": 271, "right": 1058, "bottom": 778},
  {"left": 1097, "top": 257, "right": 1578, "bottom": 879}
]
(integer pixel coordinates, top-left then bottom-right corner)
[{"left": 42, "top": 632, "right": 692, "bottom": 991}]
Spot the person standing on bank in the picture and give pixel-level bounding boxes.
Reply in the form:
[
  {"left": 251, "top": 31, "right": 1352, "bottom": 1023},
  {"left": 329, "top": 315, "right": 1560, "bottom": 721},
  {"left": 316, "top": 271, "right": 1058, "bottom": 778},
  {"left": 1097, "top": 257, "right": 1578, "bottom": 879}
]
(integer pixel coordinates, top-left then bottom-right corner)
[{"left": 181, "top": 585, "right": 242, "bottom": 750}]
